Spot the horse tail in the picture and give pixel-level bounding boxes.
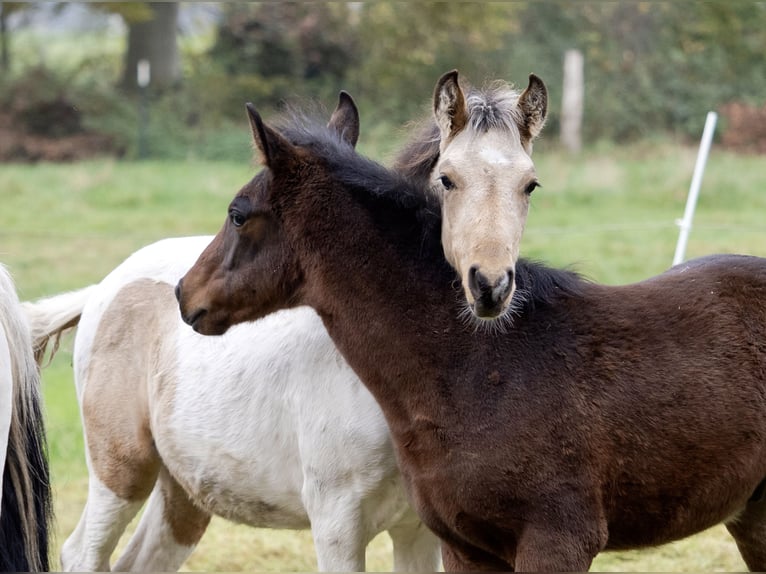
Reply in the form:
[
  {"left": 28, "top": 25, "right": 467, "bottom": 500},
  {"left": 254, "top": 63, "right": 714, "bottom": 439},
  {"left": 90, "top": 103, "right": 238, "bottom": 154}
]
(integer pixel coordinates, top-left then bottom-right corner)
[
  {"left": 22, "top": 285, "right": 96, "bottom": 365},
  {"left": 0, "top": 265, "right": 53, "bottom": 572}
]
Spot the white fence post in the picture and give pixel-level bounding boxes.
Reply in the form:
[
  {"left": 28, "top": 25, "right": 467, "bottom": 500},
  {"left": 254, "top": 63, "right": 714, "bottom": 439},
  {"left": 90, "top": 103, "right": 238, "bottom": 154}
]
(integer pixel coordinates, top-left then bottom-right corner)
[{"left": 672, "top": 111, "right": 718, "bottom": 266}]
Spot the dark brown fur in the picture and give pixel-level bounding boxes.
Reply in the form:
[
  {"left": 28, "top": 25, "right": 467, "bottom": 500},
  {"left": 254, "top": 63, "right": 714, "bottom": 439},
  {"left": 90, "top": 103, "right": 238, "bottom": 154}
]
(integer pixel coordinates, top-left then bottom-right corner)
[{"left": 177, "top": 100, "right": 766, "bottom": 571}]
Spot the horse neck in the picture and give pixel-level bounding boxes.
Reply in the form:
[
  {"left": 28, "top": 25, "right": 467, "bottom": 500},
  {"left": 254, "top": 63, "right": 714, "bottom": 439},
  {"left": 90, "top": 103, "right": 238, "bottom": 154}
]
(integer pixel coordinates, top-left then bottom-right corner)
[{"left": 287, "top": 187, "right": 463, "bottom": 430}]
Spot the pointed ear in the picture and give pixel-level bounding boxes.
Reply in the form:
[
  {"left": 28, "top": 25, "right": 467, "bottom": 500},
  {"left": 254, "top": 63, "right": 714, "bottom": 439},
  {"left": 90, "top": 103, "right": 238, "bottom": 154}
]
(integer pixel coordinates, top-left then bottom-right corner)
[
  {"left": 517, "top": 74, "right": 548, "bottom": 143},
  {"left": 433, "top": 69, "right": 468, "bottom": 144},
  {"left": 245, "top": 102, "right": 294, "bottom": 167},
  {"left": 327, "top": 91, "right": 359, "bottom": 148}
]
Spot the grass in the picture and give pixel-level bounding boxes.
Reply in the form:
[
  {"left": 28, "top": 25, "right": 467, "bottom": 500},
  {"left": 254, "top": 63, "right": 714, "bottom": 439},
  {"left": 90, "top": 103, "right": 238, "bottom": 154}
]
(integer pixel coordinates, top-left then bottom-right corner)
[{"left": 2, "top": 138, "right": 765, "bottom": 571}]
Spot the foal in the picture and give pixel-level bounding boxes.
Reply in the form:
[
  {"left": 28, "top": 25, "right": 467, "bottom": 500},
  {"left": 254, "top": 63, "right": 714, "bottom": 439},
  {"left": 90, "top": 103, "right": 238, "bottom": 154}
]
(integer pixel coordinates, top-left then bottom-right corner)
[{"left": 177, "top": 101, "right": 766, "bottom": 571}]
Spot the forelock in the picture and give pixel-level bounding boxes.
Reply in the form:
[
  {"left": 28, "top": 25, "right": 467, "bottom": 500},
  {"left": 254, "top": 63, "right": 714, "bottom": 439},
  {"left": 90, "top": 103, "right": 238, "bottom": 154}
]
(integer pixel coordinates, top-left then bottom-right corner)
[{"left": 465, "top": 81, "right": 523, "bottom": 134}]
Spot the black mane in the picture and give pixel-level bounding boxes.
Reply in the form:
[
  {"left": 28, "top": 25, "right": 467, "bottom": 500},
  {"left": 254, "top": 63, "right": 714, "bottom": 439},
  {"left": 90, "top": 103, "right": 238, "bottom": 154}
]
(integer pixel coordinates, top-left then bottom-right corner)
[
  {"left": 515, "top": 259, "right": 589, "bottom": 309},
  {"left": 275, "top": 109, "right": 442, "bottom": 235}
]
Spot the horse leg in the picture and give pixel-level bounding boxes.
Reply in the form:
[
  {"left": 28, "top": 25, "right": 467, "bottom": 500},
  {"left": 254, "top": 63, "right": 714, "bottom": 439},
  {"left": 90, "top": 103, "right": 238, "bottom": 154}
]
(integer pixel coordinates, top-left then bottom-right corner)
[
  {"left": 60, "top": 475, "right": 147, "bottom": 571},
  {"left": 387, "top": 515, "right": 442, "bottom": 571},
  {"left": 62, "top": 419, "right": 162, "bottom": 572},
  {"left": 112, "top": 466, "right": 211, "bottom": 571},
  {"left": 513, "top": 524, "right": 598, "bottom": 572},
  {"left": 725, "top": 488, "right": 766, "bottom": 571},
  {"left": 441, "top": 541, "right": 513, "bottom": 571},
  {"left": 302, "top": 479, "right": 368, "bottom": 571}
]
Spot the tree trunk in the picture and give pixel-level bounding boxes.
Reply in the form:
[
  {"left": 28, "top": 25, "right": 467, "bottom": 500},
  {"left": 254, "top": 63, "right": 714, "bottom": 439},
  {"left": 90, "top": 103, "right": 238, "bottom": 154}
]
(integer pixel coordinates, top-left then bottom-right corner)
[
  {"left": 1, "top": 3, "right": 9, "bottom": 73},
  {"left": 120, "top": 2, "right": 180, "bottom": 91}
]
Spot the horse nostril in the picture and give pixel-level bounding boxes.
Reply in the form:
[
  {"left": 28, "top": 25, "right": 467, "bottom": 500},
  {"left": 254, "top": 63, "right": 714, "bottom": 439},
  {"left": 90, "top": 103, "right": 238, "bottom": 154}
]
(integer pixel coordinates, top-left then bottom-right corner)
[
  {"left": 175, "top": 280, "right": 183, "bottom": 303},
  {"left": 468, "top": 265, "right": 478, "bottom": 290},
  {"left": 468, "top": 265, "right": 491, "bottom": 300},
  {"left": 468, "top": 266, "right": 515, "bottom": 306},
  {"left": 494, "top": 269, "right": 514, "bottom": 303}
]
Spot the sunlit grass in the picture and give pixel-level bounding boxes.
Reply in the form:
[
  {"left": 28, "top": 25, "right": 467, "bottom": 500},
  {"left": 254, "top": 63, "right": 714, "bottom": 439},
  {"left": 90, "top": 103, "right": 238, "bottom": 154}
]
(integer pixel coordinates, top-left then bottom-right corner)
[{"left": 2, "top": 139, "right": 765, "bottom": 570}]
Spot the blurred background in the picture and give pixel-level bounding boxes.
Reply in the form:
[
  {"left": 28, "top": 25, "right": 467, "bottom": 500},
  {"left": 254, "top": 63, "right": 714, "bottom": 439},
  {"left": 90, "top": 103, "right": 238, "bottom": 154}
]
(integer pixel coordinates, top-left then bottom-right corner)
[
  {"left": 2, "top": 2, "right": 766, "bottom": 571},
  {"left": 1, "top": 1, "right": 765, "bottom": 162}
]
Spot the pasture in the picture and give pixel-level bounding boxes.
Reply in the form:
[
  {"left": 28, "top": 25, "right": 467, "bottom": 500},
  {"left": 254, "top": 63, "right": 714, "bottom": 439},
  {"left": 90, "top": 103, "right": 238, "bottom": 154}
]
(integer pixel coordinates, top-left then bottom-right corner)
[{"left": 2, "top": 137, "right": 765, "bottom": 570}]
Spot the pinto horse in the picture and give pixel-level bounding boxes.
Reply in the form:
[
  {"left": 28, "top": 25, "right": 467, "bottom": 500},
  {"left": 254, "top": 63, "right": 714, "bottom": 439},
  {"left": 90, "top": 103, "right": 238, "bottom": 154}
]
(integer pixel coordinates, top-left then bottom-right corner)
[
  {"left": 177, "top": 99, "right": 766, "bottom": 571},
  {"left": 0, "top": 263, "right": 53, "bottom": 572},
  {"left": 26, "top": 236, "right": 439, "bottom": 572}
]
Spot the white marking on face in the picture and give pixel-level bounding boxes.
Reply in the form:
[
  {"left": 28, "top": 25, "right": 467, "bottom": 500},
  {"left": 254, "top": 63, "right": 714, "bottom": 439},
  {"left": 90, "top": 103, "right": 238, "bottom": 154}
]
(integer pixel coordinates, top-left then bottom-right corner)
[{"left": 479, "top": 147, "right": 512, "bottom": 166}]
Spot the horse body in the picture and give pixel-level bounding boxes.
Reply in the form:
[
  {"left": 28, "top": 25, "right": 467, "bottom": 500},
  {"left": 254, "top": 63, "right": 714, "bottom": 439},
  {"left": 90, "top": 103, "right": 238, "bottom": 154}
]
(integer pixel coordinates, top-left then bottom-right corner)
[
  {"left": 177, "top": 103, "right": 766, "bottom": 570},
  {"left": 0, "top": 263, "right": 52, "bottom": 572},
  {"left": 381, "top": 254, "right": 766, "bottom": 557},
  {"left": 27, "top": 236, "right": 438, "bottom": 572}
]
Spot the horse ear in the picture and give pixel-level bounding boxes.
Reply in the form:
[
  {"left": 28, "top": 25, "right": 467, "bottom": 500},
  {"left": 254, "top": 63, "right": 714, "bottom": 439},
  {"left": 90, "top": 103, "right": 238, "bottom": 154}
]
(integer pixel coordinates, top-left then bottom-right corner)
[
  {"left": 433, "top": 69, "right": 468, "bottom": 143},
  {"left": 245, "top": 102, "right": 294, "bottom": 167},
  {"left": 517, "top": 74, "right": 548, "bottom": 143},
  {"left": 327, "top": 91, "right": 359, "bottom": 148}
]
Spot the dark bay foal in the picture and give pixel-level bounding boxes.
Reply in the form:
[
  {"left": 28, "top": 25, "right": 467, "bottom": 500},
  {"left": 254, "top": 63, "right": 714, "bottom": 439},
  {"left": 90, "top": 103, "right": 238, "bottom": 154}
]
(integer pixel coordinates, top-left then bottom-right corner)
[{"left": 176, "top": 97, "right": 766, "bottom": 571}]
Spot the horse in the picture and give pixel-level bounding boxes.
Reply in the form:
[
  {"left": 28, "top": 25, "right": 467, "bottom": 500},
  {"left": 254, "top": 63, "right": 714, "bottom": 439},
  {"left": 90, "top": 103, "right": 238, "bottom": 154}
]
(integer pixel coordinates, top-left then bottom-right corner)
[
  {"left": 25, "top": 71, "right": 542, "bottom": 571},
  {"left": 0, "top": 263, "right": 53, "bottom": 572},
  {"left": 176, "top": 98, "right": 766, "bottom": 571}
]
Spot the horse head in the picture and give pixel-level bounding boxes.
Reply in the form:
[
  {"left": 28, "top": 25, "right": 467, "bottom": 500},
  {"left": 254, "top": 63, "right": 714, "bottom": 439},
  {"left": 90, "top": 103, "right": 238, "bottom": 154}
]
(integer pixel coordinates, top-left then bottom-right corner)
[
  {"left": 176, "top": 93, "right": 360, "bottom": 335},
  {"left": 432, "top": 70, "right": 548, "bottom": 321}
]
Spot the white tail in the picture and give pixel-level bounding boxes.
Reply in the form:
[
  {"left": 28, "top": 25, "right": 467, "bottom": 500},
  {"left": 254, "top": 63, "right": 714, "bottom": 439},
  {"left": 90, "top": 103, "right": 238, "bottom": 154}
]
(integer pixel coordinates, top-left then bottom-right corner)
[{"left": 21, "top": 285, "right": 96, "bottom": 365}]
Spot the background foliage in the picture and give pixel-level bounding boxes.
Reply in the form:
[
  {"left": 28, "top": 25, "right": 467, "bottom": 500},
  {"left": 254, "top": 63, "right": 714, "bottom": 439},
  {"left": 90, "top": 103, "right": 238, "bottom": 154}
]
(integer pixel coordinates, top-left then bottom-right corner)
[
  {"left": 2, "top": 2, "right": 765, "bottom": 160},
  {"left": 2, "top": 2, "right": 766, "bottom": 570}
]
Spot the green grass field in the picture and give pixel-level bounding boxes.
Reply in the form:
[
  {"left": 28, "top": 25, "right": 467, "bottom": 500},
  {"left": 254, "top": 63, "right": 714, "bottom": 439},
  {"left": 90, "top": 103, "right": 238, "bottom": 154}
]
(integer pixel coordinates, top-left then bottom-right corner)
[{"left": 2, "top": 138, "right": 765, "bottom": 571}]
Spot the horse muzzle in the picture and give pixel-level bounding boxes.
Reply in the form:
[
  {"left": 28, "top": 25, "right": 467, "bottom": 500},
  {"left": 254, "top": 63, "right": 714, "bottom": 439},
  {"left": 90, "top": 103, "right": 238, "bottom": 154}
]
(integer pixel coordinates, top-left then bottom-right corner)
[{"left": 468, "top": 265, "right": 515, "bottom": 319}]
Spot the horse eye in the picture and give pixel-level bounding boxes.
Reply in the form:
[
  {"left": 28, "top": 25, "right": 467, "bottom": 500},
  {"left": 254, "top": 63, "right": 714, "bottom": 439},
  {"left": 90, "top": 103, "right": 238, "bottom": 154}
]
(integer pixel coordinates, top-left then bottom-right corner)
[
  {"left": 229, "top": 211, "right": 247, "bottom": 227},
  {"left": 524, "top": 181, "right": 540, "bottom": 195},
  {"left": 439, "top": 175, "right": 455, "bottom": 191}
]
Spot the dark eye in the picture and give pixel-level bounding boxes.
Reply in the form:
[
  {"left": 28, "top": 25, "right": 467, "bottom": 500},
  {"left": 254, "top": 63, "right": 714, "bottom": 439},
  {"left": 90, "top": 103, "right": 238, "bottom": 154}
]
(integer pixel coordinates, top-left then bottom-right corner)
[
  {"left": 229, "top": 210, "right": 247, "bottom": 227},
  {"left": 439, "top": 175, "right": 455, "bottom": 191},
  {"left": 524, "top": 181, "right": 540, "bottom": 195}
]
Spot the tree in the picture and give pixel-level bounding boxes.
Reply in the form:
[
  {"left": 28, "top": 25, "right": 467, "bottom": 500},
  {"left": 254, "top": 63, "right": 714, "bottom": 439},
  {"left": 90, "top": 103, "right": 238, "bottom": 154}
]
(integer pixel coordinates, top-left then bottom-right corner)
[
  {"left": 0, "top": 2, "right": 30, "bottom": 72},
  {"left": 351, "top": 3, "right": 521, "bottom": 122},
  {"left": 112, "top": 2, "right": 180, "bottom": 91},
  {"left": 208, "top": 4, "right": 358, "bottom": 110}
]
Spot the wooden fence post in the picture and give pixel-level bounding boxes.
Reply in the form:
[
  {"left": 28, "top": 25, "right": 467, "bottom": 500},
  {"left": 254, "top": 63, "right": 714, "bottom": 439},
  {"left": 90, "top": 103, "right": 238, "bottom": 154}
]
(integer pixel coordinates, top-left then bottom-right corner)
[{"left": 561, "top": 49, "right": 584, "bottom": 153}]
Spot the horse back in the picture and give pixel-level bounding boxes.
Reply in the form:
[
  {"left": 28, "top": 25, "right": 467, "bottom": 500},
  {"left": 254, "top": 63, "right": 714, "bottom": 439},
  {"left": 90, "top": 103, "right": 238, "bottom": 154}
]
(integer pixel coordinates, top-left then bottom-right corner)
[{"left": 531, "top": 254, "right": 766, "bottom": 547}]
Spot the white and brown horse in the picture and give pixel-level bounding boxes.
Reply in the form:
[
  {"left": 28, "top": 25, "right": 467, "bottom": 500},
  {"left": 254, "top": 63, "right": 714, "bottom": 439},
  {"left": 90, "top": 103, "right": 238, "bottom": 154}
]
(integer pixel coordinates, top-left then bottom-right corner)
[
  {"left": 27, "top": 235, "right": 440, "bottom": 571},
  {"left": 0, "top": 263, "right": 53, "bottom": 572}
]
